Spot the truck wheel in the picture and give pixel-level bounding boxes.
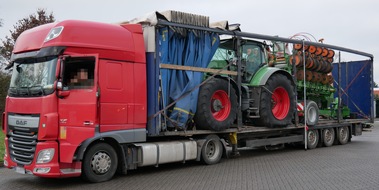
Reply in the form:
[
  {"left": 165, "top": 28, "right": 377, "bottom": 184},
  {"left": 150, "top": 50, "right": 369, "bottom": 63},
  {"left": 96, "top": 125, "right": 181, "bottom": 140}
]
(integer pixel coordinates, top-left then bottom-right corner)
[
  {"left": 259, "top": 74, "right": 295, "bottom": 127},
  {"left": 337, "top": 126, "right": 349, "bottom": 145},
  {"left": 82, "top": 143, "right": 118, "bottom": 183},
  {"left": 201, "top": 135, "right": 223, "bottom": 165},
  {"left": 323, "top": 128, "right": 335, "bottom": 147},
  {"left": 307, "top": 129, "right": 319, "bottom": 149},
  {"left": 195, "top": 78, "right": 237, "bottom": 131},
  {"left": 305, "top": 101, "right": 319, "bottom": 126}
]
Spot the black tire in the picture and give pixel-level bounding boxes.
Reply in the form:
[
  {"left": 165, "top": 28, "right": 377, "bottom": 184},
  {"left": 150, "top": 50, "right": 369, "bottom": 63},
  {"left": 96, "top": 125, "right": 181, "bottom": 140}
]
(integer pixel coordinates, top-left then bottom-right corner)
[
  {"left": 323, "top": 128, "right": 335, "bottom": 147},
  {"left": 82, "top": 143, "right": 118, "bottom": 183},
  {"left": 258, "top": 74, "right": 295, "bottom": 127},
  {"left": 307, "top": 129, "right": 319, "bottom": 149},
  {"left": 195, "top": 78, "right": 237, "bottom": 131},
  {"left": 200, "top": 135, "right": 223, "bottom": 165},
  {"left": 305, "top": 100, "right": 319, "bottom": 126},
  {"left": 337, "top": 126, "right": 349, "bottom": 145}
]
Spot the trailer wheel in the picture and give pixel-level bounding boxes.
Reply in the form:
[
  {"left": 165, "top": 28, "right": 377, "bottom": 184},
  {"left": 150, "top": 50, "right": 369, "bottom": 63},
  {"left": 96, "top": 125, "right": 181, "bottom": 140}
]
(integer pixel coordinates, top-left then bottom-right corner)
[
  {"left": 337, "top": 126, "right": 349, "bottom": 145},
  {"left": 305, "top": 101, "right": 319, "bottom": 126},
  {"left": 201, "top": 135, "right": 223, "bottom": 165},
  {"left": 307, "top": 129, "right": 319, "bottom": 149},
  {"left": 195, "top": 78, "right": 237, "bottom": 131},
  {"left": 323, "top": 128, "right": 335, "bottom": 147},
  {"left": 259, "top": 74, "right": 295, "bottom": 127},
  {"left": 82, "top": 143, "right": 118, "bottom": 183}
]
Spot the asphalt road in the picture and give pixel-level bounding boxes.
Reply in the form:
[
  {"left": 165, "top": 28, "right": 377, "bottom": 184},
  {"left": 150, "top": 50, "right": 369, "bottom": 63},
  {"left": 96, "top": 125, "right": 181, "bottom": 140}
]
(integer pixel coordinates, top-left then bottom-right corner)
[{"left": 1, "top": 123, "right": 379, "bottom": 190}]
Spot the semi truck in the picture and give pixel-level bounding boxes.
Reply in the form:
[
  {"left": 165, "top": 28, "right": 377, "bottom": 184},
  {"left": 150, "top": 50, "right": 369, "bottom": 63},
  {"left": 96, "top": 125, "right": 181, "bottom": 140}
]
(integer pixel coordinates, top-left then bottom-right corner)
[{"left": 1, "top": 11, "right": 374, "bottom": 182}]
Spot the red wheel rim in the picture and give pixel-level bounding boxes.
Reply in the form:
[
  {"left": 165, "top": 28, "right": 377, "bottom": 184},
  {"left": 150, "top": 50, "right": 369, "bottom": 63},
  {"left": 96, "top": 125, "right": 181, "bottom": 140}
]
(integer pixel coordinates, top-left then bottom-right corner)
[
  {"left": 271, "top": 87, "right": 290, "bottom": 120},
  {"left": 210, "top": 90, "right": 231, "bottom": 121}
]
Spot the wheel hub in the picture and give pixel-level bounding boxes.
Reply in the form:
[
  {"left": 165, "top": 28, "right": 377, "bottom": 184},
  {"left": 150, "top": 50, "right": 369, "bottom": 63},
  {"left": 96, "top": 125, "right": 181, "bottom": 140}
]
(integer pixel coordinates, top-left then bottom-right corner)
[
  {"left": 206, "top": 141, "right": 216, "bottom": 158},
  {"left": 340, "top": 128, "right": 347, "bottom": 140},
  {"left": 271, "top": 87, "right": 290, "bottom": 120},
  {"left": 210, "top": 90, "right": 231, "bottom": 121},
  {"left": 91, "top": 152, "right": 111, "bottom": 174},
  {"left": 325, "top": 130, "right": 332, "bottom": 142},
  {"left": 308, "top": 131, "right": 315, "bottom": 143},
  {"left": 211, "top": 99, "right": 223, "bottom": 112}
]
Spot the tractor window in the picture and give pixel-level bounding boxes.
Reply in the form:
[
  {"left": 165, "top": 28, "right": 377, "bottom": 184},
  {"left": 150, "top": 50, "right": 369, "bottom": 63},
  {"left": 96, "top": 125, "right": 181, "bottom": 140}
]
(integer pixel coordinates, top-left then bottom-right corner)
[
  {"left": 62, "top": 57, "right": 95, "bottom": 90},
  {"left": 209, "top": 47, "right": 236, "bottom": 69},
  {"left": 242, "top": 44, "right": 264, "bottom": 75}
]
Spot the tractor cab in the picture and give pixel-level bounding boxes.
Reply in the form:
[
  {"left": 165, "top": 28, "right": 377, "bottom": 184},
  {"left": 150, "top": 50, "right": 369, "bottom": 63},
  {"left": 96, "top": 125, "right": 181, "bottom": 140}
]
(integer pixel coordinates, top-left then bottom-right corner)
[{"left": 208, "top": 38, "right": 267, "bottom": 82}]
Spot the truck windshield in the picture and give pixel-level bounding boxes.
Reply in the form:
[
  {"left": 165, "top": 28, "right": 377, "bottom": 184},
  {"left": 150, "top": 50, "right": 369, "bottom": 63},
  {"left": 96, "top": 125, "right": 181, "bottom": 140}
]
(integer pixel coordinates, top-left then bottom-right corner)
[{"left": 8, "top": 57, "right": 57, "bottom": 97}]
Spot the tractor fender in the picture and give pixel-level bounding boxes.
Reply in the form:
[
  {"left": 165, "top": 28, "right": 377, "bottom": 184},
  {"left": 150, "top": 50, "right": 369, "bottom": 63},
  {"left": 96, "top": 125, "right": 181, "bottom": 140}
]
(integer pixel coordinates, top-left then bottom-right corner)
[{"left": 249, "top": 66, "right": 294, "bottom": 86}]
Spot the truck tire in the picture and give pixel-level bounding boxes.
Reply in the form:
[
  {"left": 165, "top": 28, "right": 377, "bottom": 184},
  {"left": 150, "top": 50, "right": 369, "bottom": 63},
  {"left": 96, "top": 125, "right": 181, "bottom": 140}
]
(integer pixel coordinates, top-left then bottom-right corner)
[
  {"left": 201, "top": 135, "right": 223, "bottom": 165},
  {"left": 323, "top": 128, "right": 335, "bottom": 147},
  {"left": 259, "top": 74, "right": 295, "bottom": 127},
  {"left": 337, "top": 126, "right": 349, "bottom": 145},
  {"left": 195, "top": 78, "right": 237, "bottom": 131},
  {"left": 305, "top": 100, "right": 319, "bottom": 126},
  {"left": 307, "top": 129, "right": 319, "bottom": 149},
  {"left": 82, "top": 143, "right": 118, "bottom": 183}
]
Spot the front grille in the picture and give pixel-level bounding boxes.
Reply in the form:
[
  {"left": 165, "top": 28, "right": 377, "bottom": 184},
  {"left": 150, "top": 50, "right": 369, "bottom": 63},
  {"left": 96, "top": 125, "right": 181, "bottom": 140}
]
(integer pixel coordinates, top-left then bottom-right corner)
[{"left": 8, "top": 130, "right": 38, "bottom": 165}]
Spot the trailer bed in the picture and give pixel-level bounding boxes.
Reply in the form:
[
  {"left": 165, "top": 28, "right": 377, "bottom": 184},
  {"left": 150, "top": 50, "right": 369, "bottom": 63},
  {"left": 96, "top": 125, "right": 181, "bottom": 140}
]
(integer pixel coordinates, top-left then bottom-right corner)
[{"left": 156, "top": 118, "right": 370, "bottom": 137}]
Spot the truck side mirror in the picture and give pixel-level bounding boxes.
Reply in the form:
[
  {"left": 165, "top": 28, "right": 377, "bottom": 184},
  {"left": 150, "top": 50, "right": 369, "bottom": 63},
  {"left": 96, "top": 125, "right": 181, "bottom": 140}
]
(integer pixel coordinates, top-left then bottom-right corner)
[{"left": 56, "top": 81, "right": 70, "bottom": 98}]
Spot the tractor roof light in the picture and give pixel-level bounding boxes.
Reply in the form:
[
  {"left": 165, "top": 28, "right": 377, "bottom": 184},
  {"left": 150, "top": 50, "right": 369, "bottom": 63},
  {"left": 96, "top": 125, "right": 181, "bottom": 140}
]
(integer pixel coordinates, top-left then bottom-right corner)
[{"left": 44, "top": 26, "right": 64, "bottom": 42}]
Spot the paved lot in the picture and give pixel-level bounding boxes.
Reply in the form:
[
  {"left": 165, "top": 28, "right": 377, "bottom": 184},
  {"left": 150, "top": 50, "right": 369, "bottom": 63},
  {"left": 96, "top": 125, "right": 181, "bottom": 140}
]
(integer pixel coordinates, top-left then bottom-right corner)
[{"left": 1, "top": 123, "right": 379, "bottom": 190}]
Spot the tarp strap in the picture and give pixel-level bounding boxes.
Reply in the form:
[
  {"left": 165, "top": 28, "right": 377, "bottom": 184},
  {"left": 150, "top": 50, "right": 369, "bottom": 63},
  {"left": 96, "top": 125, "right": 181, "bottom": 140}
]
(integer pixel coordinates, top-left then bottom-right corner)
[{"left": 149, "top": 60, "right": 235, "bottom": 121}]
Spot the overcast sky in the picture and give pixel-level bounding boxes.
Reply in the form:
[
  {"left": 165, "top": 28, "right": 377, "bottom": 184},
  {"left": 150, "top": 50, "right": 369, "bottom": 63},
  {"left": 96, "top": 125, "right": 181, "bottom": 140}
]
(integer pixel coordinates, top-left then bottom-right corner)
[{"left": 1, "top": 0, "right": 378, "bottom": 81}]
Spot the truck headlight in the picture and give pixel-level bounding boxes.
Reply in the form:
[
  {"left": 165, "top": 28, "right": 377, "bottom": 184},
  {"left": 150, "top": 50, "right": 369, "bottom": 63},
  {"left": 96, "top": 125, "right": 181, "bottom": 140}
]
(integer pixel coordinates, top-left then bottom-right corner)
[{"left": 36, "top": 148, "right": 55, "bottom": 164}]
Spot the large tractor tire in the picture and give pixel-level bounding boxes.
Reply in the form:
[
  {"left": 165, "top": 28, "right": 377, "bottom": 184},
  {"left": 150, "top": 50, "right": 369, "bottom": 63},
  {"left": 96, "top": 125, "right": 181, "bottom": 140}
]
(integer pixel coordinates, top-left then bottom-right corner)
[
  {"left": 195, "top": 78, "right": 237, "bottom": 131},
  {"left": 258, "top": 74, "right": 295, "bottom": 127}
]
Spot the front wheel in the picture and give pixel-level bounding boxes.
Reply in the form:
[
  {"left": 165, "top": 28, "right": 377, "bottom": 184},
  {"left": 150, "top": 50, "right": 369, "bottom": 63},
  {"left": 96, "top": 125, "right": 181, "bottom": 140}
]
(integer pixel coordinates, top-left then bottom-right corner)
[{"left": 82, "top": 143, "right": 118, "bottom": 183}]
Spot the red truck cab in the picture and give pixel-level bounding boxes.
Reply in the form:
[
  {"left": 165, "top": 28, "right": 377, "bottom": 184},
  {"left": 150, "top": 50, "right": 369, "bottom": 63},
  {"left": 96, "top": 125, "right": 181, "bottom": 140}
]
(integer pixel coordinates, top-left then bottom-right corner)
[{"left": 3, "top": 20, "right": 147, "bottom": 178}]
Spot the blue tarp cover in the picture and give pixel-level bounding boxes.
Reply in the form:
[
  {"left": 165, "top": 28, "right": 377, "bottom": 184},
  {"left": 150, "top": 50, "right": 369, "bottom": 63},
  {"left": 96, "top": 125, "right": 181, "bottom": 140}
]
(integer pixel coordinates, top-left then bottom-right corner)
[
  {"left": 159, "top": 27, "right": 220, "bottom": 129},
  {"left": 332, "top": 60, "right": 373, "bottom": 118}
]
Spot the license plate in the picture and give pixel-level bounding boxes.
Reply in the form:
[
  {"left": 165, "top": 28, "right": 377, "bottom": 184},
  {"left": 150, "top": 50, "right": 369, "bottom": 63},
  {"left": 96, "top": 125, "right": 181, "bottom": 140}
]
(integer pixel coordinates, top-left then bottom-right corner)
[{"left": 15, "top": 166, "right": 26, "bottom": 174}]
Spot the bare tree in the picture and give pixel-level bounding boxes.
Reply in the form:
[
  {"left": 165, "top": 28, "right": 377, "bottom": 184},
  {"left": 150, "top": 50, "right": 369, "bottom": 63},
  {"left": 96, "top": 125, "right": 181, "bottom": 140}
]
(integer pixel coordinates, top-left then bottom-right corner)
[
  {"left": 0, "top": 9, "right": 55, "bottom": 61},
  {"left": 0, "top": 9, "right": 55, "bottom": 113}
]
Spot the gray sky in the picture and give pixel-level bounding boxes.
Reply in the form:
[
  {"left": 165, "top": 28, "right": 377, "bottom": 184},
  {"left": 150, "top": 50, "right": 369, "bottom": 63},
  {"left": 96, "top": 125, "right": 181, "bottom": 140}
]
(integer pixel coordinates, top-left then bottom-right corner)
[{"left": 1, "top": 0, "right": 378, "bottom": 81}]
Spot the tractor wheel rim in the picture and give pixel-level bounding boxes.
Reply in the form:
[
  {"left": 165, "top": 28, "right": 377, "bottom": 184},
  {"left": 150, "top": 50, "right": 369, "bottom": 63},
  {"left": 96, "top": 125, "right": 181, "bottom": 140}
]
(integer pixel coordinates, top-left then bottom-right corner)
[
  {"left": 271, "top": 87, "right": 290, "bottom": 120},
  {"left": 211, "top": 90, "right": 231, "bottom": 121}
]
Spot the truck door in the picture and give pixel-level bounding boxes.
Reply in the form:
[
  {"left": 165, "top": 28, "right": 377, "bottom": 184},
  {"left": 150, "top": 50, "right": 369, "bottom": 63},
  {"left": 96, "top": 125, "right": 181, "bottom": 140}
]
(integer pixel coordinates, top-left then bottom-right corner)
[{"left": 58, "top": 55, "right": 99, "bottom": 161}]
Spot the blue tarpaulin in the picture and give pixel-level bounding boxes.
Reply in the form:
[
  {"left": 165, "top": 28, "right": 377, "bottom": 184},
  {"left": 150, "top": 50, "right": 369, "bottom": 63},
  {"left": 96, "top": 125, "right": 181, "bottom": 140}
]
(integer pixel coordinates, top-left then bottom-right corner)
[
  {"left": 332, "top": 60, "right": 373, "bottom": 119},
  {"left": 159, "top": 27, "right": 220, "bottom": 129}
]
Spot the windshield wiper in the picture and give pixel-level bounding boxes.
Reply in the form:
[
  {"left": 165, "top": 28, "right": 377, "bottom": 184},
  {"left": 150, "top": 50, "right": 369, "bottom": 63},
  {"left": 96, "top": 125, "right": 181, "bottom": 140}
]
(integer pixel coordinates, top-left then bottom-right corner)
[
  {"left": 18, "top": 87, "right": 31, "bottom": 96},
  {"left": 30, "top": 86, "right": 45, "bottom": 96}
]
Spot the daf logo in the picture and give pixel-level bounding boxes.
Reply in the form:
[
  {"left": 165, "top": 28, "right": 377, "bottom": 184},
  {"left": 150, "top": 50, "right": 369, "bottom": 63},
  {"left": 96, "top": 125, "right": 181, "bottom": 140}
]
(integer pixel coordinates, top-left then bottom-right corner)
[{"left": 16, "top": 120, "right": 28, "bottom": 125}]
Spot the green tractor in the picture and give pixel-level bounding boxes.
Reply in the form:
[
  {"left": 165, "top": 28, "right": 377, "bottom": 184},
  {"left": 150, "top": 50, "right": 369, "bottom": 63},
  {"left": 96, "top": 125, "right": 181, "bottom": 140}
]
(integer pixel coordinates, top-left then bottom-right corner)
[
  {"left": 194, "top": 38, "right": 348, "bottom": 130},
  {"left": 194, "top": 38, "right": 296, "bottom": 130}
]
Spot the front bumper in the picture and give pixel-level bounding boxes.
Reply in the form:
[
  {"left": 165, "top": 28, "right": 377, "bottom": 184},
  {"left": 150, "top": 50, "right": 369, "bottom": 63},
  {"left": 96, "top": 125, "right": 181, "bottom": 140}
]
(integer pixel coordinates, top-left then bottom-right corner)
[{"left": 4, "top": 139, "right": 81, "bottom": 178}]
